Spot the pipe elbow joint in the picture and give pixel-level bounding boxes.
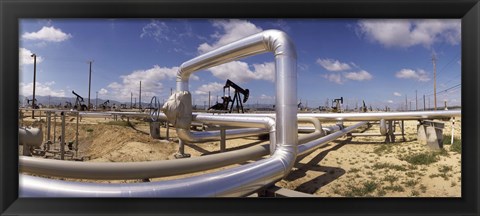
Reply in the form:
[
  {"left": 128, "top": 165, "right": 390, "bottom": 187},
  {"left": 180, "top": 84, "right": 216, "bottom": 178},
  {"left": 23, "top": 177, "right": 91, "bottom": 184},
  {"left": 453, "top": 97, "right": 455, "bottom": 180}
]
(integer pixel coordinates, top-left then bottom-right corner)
[{"left": 262, "top": 30, "right": 297, "bottom": 58}]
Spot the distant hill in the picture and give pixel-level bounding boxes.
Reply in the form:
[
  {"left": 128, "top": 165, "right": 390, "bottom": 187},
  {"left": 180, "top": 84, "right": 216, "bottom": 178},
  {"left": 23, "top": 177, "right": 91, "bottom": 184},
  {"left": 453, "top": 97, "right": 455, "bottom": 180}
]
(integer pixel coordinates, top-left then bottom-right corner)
[{"left": 19, "top": 94, "right": 151, "bottom": 109}]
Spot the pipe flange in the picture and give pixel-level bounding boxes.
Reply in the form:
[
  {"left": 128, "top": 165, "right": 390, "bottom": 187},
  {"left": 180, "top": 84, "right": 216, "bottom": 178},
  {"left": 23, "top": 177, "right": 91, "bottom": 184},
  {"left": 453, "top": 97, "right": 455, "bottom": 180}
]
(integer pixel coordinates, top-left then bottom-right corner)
[{"left": 148, "top": 96, "right": 160, "bottom": 122}]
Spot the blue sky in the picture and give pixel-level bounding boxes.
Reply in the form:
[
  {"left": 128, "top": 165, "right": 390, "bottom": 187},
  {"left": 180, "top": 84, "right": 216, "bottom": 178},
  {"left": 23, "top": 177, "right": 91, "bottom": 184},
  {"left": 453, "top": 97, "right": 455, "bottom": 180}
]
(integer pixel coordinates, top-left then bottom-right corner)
[{"left": 19, "top": 19, "right": 461, "bottom": 110}]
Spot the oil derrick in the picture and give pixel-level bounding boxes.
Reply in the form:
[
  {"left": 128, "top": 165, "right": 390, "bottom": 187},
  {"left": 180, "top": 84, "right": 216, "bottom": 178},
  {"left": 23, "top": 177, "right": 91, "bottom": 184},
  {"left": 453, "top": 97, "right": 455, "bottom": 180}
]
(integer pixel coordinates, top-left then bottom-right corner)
[
  {"left": 72, "top": 91, "right": 88, "bottom": 111},
  {"left": 208, "top": 79, "right": 249, "bottom": 113},
  {"left": 331, "top": 97, "right": 343, "bottom": 113},
  {"left": 101, "top": 100, "right": 110, "bottom": 110}
]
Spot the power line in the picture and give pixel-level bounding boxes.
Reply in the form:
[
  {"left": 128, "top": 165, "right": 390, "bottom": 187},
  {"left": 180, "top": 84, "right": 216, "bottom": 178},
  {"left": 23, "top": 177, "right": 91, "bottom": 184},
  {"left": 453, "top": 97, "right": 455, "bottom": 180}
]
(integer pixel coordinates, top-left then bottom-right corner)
[
  {"left": 425, "top": 83, "right": 461, "bottom": 96},
  {"left": 436, "top": 53, "right": 460, "bottom": 79},
  {"left": 418, "top": 53, "right": 461, "bottom": 95}
]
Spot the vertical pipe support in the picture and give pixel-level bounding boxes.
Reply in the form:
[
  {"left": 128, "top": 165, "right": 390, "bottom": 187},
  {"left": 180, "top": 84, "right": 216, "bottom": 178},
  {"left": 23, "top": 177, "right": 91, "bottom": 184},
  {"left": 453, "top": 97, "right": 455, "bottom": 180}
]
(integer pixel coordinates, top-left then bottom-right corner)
[
  {"left": 53, "top": 113, "right": 57, "bottom": 143},
  {"left": 46, "top": 112, "right": 51, "bottom": 142},
  {"left": 166, "top": 122, "right": 170, "bottom": 140},
  {"left": 76, "top": 111, "right": 79, "bottom": 157},
  {"left": 60, "top": 112, "right": 65, "bottom": 160},
  {"left": 451, "top": 117, "right": 455, "bottom": 144},
  {"left": 220, "top": 128, "right": 226, "bottom": 152},
  {"left": 175, "top": 140, "right": 191, "bottom": 159}
]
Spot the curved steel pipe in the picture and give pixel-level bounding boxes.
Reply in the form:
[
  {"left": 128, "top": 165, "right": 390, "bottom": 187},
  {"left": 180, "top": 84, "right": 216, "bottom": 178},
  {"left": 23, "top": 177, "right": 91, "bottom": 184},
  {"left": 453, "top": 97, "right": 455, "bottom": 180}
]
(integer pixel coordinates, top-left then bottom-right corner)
[
  {"left": 176, "top": 128, "right": 267, "bottom": 143},
  {"left": 177, "top": 115, "right": 274, "bottom": 145},
  {"left": 18, "top": 122, "right": 365, "bottom": 195},
  {"left": 19, "top": 143, "right": 270, "bottom": 180},
  {"left": 20, "top": 29, "right": 297, "bottom": 197},
  {"left": 19, "top": 117, "right": 331, "bottom": 180},
  {"left": 297, "top": 117, "right": 324, "bottom": 144},
  {"left": 298, "top": 121, "right": 368, "bottom": 157},
  {"left": 215, "top": 110, "right": 461, "bottom": 121},
  {"left": 19, "top": 116, "right": 338, "bottom": 180}
]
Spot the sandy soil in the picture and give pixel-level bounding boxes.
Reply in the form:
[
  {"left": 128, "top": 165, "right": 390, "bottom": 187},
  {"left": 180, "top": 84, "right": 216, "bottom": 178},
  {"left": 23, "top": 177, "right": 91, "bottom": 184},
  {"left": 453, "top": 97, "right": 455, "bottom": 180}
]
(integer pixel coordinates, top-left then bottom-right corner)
[{"left": 19, "top": 110, "right": 461, "bottom": 197}]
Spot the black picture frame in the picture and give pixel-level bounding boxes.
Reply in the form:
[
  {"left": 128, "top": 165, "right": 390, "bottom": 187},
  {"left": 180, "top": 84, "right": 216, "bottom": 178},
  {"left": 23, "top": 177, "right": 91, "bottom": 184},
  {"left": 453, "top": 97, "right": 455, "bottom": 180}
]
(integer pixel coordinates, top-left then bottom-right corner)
[{"left": 1, "top": 0, "right": 479, "bottom": 215}]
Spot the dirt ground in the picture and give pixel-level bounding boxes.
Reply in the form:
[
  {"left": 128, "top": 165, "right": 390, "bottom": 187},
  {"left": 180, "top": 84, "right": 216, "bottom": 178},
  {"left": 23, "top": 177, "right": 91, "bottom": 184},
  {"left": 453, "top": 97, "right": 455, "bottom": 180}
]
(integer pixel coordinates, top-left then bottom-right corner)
[{"left": 19, "top": 110, "right": 461, "bottom": 197}]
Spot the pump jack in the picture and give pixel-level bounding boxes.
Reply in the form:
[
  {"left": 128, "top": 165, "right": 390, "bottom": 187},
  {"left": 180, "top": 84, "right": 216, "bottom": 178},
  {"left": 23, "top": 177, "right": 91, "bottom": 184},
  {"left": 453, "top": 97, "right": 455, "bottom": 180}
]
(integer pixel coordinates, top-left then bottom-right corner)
[
  {"left": 361, "top": 100, "right": 368, "bottom": 113},
  {"left": 208, "top": 79, "right": 249, "bottom": 113},
  {"left": 64, "top": 101, "right": 72, "bottom": 109},
  {"left": 101, "top": 100, "right": 110, "bottom": 110},
  {"left": 27, "top": 98, "right": 39, "bottom": 109},
  {"left": 72, "top": 91, "right": 88, "bottom": 111},
  {"left": 332, "top": 97, "right": 343, "bottom": 113}
]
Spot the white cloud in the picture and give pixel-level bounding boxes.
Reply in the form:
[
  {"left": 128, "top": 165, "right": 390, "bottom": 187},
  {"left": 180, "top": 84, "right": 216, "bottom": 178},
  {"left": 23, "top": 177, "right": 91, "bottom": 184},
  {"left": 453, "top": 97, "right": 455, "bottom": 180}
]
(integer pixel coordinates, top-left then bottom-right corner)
[
  {"left": 208, "top": 61, "right": 275, "bottom": 83},
  {"left": 98, "top": 88, "right": 108, "bottom": 95},
  {"left": 322, "top": 73, "right": 343, "bottom": 84},
  {"left": 393, "top": 92, "right": 402, "bottom": 97},
  {"left": 22, "top": 26, "right": 72, "bottom": 42},
  {"left": 343, "top": 70, "right": 373, "bottom": 81},
  {"left": 387, "top": 100, "right": 394, "bottom": 104},
  {"left": 19, "top": 81, "right": 65, "bottom": 97},
  {"left": 251, "top": 62, "right": 275, "bottom": 82},
  {"left": 395, "top": 68, "right": 430, "bottom": 82},
  {"left": 272, "top": 19, "right": 291, "bottom": 32},
  {"left": 140, "top": 20, "right": 172, "bottom": 42},
  {"left": 356, "top": 19, "right": 460, "bottom": 48},
  {"left": 106, "top": 65, "right": 179, "bottom": 101},
  {"left": 260, "top": 94, "right": 273, "bottom": 100},
  {"left": 194, "top": 82, "right": 224, "bottom": 95},
  {"left": 316, "top": 58, "right": 352, "bottom": 72},
  {"left": 19, "top": 48, "right": 44, "bottom": 66},
  {"left": 197, "top": 19, "right": 263, "bottom": 53},
  {"left": 140, "top": 20, "right": 204, "bottom": 56}
]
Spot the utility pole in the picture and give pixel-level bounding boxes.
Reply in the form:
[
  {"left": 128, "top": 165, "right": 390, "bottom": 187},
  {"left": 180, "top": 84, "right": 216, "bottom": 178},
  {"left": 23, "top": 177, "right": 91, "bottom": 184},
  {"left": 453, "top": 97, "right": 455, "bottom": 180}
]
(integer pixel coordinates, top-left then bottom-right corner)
[
  {"left": 170, "top": 88, "right": 173, "bottom": 96},
  {"left": 130, "top": 92, "right": 133, "bottom": 109},
  {"left": 405, "top": 95, "right": 408, "bottom": 111},
  {"left": 432, "top": 53, "right": 437, "bottom": 110},
  {"left": 31, "top": 53, "right": 37, "bottom": 119},
  {"left": 415, "top": 90, "right": 418, "bottom": 111},
  {"left": 409, "top": 101, "right": 412, "bottom": 111},
  {"left": 423, "top": 94, "right": 426, "bottom": 111},
  {"left": 87, "top": 60, "right": 93, "bottom": 111},
  {"left": 95, "top": 91, "right": 98, "bottom": 109},
  {"left": 139, "top": 81, "right": 142, "bottom": 109},
  {"left": 208, "top": 91, "right": 211, "bottom": 108}
]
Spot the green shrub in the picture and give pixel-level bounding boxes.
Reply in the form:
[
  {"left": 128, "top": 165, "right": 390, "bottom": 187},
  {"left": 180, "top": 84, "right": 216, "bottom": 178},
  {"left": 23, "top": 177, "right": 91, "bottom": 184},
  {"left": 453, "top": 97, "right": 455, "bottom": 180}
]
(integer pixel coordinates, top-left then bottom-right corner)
[
  {"left": 444, "top": 135, "right": 462, "bottom": 153},
  {"left": 383, "top": 185, "right": 404, "bottom": 192},
  {"left": 372, "top": 162, "right": 407, "bottom": 171},
  {"left": 438, "top": 165, "right": 452, "bottom": 173},
  {"left": 374, "top": 145, "right": 393, "bottom": 155},
  {"left": 411, "top": 190, "right": 420, "bottom": 197},
  {"left": 349, "top": 168, "right": 361, "bottom": 173},
  {"left": 404, "top": 179, "right": 418, "bottom": 187},
  {"left": 103, "top": 121, "right": 132, "bottom": 127},
  {"left": 383, "top": 175, "right": 398, "bottom": 184},
  {"left": 419, "top": 184, "right": 427, "bottom": 193},
  {"left": 86, "top": 128, "right": 94, "bottom": 132},
  {"left": 343, "top": 181, "right": 378, "bottom": 197},
  {"left": 401, "top": 152, "right": 439, "bottom": 165}
]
